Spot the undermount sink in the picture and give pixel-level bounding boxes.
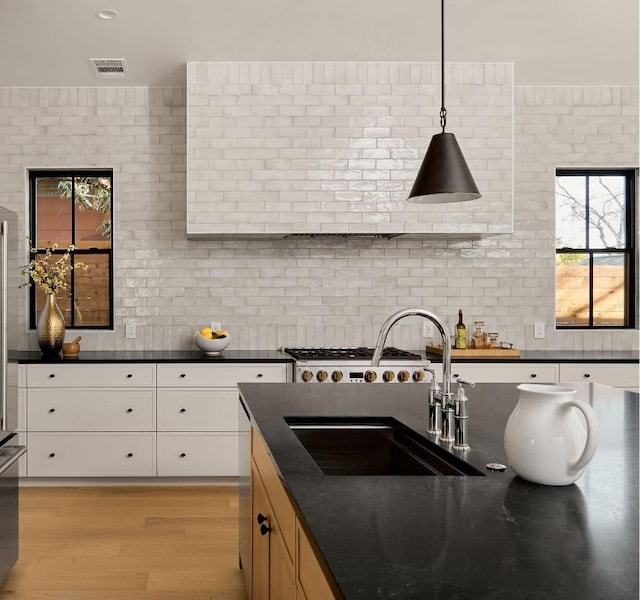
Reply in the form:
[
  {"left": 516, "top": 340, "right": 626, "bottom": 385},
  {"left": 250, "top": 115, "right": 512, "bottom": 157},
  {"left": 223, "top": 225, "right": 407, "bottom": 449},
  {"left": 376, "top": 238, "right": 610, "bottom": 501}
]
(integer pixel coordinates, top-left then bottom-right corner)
[{"left": 285, "top": 416, "right": 484, "bottom": 477}]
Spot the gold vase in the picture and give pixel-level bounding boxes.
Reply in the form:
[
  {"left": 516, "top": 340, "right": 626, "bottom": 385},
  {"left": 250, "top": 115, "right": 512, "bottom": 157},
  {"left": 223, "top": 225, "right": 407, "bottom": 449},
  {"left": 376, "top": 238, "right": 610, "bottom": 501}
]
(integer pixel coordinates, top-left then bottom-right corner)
[{"left": 37, "top": 294, "right": 65, "bottom": 357}]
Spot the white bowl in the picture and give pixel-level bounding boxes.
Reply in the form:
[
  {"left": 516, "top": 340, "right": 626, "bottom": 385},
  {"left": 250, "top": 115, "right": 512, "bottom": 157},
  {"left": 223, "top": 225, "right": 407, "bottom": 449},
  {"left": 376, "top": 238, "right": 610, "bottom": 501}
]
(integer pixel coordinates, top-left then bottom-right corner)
[{"left": 193, "top": 332, "right": 231, "bottom": 355}]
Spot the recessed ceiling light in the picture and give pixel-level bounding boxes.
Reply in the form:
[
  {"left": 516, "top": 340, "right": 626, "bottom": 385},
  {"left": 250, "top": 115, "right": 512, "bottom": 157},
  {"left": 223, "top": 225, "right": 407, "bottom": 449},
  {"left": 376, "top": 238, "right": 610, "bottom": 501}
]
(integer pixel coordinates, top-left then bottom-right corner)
[{"left": 96, "top": 9, "right": 119, "bottom": 21}]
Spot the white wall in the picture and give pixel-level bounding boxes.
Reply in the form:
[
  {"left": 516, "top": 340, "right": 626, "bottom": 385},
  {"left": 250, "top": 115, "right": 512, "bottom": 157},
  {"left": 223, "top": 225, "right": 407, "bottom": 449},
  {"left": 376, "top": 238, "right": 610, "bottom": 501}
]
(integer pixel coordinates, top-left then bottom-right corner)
[{"left": 0, "top": 77, "right": 637, "bottom": 353}]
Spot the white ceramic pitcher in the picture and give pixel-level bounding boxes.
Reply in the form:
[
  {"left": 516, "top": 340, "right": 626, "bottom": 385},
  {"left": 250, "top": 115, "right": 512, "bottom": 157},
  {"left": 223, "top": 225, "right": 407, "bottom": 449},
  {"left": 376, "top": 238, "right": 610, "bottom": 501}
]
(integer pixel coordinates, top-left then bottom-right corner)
[{"left": 504, "top": 384, "right": 599, "bottom": 486}]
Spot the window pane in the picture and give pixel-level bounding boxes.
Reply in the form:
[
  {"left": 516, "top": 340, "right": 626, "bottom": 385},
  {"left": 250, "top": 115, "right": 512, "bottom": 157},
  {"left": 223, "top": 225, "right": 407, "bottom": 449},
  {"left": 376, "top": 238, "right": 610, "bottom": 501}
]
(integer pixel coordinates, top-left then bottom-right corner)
[
  {"left": 73, "top": 254, "right": 110, "bottom": 327},
  {"left": 73, "top": 177, "right": 112, "bottom": 249},
  {"left": 556, "top": 253, "right": 589, "bottom": 326},
  {"left": 588, "top": 176, "right": 626, "bottom": 249},
  {"left": 593, "top": 253, "right": 625, "bottom": 326},
  {"left": 556, "top": 176, "right": 586, "bottom": 248},
  {"left": 35, "top": 177, "right": 72, "bottom": 247}
]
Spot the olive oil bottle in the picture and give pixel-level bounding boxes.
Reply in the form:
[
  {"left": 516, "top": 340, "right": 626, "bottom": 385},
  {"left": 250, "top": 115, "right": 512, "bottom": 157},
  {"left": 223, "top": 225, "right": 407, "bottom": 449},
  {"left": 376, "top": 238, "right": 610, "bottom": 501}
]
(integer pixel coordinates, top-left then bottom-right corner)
[{"left": 455, "top": 309, "right": 467, "bottom": 349}]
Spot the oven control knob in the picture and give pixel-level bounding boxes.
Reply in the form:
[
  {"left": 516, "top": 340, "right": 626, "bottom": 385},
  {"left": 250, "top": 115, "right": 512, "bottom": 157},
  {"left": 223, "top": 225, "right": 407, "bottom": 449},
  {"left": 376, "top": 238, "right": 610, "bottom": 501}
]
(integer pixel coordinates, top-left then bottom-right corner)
[
  {"left": 316, "top": 370, "right": 328, "bottom": 382},
  {"left": 412, "top": 370, "right": 425, "bottom": 382},
  {"left": 364, "top": 370, "right": 377, "bottom": 383},
  {"left": 331, "top": 370, "right": 344, "bottom": 382},
  {"left": 397, "top": 370, "right": 410, "bottom": 383},
  {"left": 301, "top": 370, "right": 313, "bottom": 383},
  {"left": 382, "top": 370, "right": 395, "bottom": 382}
]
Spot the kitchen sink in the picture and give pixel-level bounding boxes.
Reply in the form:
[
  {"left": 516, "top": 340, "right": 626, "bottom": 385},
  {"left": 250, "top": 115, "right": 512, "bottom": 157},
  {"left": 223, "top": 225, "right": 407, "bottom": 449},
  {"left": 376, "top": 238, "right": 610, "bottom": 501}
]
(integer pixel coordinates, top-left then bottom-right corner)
[{"left": 285, "top": 416, "right": 484, "bottom": 477}]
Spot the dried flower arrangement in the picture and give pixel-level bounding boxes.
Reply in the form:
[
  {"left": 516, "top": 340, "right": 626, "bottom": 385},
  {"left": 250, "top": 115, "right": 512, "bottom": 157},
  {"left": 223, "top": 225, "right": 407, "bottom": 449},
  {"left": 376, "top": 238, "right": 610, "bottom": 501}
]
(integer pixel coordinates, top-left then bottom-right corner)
[{"left": 20, "top": 241, "right": 88, "bottom": 296}]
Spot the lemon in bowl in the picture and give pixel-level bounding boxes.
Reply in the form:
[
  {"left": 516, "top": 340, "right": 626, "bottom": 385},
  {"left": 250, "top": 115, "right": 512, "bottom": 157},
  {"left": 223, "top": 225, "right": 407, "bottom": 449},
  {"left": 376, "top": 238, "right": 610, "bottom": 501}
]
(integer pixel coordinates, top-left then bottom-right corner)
[{"left": 193, "top": 329, "right": 231, "bottom": 355}]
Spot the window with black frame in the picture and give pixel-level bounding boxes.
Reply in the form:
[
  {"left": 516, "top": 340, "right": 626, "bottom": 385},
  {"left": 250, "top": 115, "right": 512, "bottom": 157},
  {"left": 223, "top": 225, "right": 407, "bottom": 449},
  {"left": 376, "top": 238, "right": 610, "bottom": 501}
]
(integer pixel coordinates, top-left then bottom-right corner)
[
  {"left": 28, "top": 169, "right": 113, "bottom": 329},
  {"left": 555, "top": 168, "right": 636, "bottom": 328}
]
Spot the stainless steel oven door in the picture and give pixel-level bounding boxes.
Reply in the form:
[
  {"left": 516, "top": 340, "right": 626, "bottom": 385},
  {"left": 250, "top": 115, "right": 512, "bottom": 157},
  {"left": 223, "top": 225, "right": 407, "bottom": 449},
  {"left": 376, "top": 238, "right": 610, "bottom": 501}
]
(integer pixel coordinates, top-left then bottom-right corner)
[{"left": 0, "top": 444, "right": 26, "bottom": 586}]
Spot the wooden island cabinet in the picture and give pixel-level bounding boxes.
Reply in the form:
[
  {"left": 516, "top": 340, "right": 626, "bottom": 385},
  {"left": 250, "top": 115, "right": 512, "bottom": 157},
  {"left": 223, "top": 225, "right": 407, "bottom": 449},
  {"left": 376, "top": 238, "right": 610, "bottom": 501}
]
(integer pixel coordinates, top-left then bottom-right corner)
[{"left": 249, "top": 428, "right": 337, "bottom": 600}]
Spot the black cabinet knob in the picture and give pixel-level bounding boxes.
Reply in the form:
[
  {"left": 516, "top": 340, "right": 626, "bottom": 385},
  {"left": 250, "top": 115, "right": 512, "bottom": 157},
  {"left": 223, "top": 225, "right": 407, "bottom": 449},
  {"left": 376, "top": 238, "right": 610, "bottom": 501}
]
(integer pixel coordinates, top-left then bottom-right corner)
[
  {"left": 48, "top": 408, "right": 55, "bottom": 413},
  {"left": 179, "top": 453, "right": 186, "bottom": 458},
  {"left": 179, "top": 408, "right": 186, "bottom": 413},
  {"left": 48, "top": 453, "right": 55, "bottom": 458},
  {"left": 584, "top": 373, "right": 591, "bottom": 378},
  {"left": 126, "top": 408, "right": 133, "bottom": 413},
  {"left": 179, "top": 373, "right": 186, "bottom": 378},
  {"left": 126, "top": 373, "right": 133, "bottom": 378},
  {"left": 256, "top": 373, "right": 263, "bottom": 378},
  {"left": 257, "top": 513, "right": 267, "bottom": 524},
  {"left": 126, "top": 453, "right": 133, "bottom": 458},
  {"left": 260, "top": 524, "right": 271, "bottom": 536},
  {"left": 531, "top": 373, "right": 537, "bottom": 378},
  {"left": 49, "top": 373, "right": 55, "bottom": 378}
]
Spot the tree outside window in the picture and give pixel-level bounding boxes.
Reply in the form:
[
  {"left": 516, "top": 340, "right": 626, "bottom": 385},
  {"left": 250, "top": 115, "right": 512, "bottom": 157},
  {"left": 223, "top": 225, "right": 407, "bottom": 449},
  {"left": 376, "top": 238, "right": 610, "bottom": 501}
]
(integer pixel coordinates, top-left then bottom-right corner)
[{"left": 28, "top": 170, "right": 113, "bottom": 329}]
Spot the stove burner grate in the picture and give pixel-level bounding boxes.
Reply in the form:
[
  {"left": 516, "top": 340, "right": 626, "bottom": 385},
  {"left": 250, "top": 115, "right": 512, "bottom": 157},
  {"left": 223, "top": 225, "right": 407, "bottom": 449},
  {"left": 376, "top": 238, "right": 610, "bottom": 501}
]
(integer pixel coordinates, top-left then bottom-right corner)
[{"left": 284, "top": 347, "right": 422, "bottom": 361}]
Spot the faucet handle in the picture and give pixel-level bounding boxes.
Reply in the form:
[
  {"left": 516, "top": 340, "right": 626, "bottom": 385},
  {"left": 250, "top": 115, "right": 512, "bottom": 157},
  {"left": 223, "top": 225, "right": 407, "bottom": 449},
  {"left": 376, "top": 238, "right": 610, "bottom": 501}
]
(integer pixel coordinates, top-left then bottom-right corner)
[
  {"left": 424, "top": 367, "right": 440, "bottom": 390},
  {"left": 455, "top": 377, "right": 475, "bottom": 389}
]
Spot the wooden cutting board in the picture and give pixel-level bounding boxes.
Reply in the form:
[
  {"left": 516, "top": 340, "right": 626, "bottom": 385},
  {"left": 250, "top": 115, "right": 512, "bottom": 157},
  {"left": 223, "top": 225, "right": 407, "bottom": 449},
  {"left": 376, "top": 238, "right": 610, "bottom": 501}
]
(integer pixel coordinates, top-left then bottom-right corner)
[{"left": 426, "top": 345, "right": 521, "bottom": 358}]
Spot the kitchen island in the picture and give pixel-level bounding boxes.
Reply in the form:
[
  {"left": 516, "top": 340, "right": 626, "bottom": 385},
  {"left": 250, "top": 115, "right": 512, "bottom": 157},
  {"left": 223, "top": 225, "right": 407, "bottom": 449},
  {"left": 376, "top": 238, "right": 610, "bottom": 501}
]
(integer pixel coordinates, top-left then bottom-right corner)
[{"left": 238, "top": 381, "right": 638, "bottom": 600}]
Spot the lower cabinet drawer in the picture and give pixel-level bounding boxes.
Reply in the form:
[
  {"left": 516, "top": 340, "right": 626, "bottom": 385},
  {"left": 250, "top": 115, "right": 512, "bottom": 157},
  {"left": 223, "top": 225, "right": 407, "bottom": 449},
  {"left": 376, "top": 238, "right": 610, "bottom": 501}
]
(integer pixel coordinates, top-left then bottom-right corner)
[
  {"left": 27, "top": 389, "right": 155, "bottom": 431},
  {"left": 26, "top": 433, "right": 156, "bottom": 477},
  {"left": 157, "top": 389, "right": 238, "bottom": 431},
  {"left": 450, "top": 363, "right": 558, "bottom": 384},
  {"left": 156, "top": 433, "right": 239, "bottom": 476},
  {"left": 559, "top": 363, "right": 639, "bottom": 389}
]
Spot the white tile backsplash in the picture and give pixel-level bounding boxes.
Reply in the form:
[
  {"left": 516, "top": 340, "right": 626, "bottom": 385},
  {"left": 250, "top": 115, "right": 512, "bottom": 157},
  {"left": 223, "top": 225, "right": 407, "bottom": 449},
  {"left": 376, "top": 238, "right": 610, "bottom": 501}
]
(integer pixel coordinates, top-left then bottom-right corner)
[{"left": 0, "top": 76, "right": 637, "bottom": 352}]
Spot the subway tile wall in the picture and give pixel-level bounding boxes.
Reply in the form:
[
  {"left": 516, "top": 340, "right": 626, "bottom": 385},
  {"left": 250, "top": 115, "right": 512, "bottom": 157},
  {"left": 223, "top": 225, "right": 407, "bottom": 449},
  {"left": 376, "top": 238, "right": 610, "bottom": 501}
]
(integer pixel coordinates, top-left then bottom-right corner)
[
  {"left": 187, "top": 62, "right": 513, "bottom": 237},
  {"left": 0, "top": 76, "right": 637, "bottom": 352}
]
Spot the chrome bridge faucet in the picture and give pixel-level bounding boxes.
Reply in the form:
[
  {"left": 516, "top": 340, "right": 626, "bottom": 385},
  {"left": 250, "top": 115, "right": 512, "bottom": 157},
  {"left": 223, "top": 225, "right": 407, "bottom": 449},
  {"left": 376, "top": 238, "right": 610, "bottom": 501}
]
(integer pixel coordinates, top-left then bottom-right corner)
[{"left": 371, "top": 307, "right": 474, "bottom": 449}]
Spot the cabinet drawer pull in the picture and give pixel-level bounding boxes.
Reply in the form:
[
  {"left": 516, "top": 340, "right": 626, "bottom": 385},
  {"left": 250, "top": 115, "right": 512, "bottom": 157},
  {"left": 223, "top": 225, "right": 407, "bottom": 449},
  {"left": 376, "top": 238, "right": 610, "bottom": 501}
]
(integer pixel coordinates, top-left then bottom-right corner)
[
  {"left": 48, "top": 408, "right": 55, "bottom": 413},
  {"left": 179, "top": 373, "right": 186, "bottom": 378},
  {"left": 179, "top": 408, "right": 186, "bottom": 413},
  {"left": 256, "top": 373, "right": 263, "bottom": 378},
  {"left": 126, "top": 408, "right": 133, "bottom": 413},
  {"left": 48, "top": 453, "right": 55, "bottom": 458},
  {"left": 584, "top": 373, "right": 591, "bottom": 378},
  {"left": 453, "top": 373, "right": 459, "bottom": 379},
  {"left": 257, "top": 513, "right": 267, "bottom": 524},
  {"left": 530, "top": 373, "right": 537, "bottom": 378},
  {"left": 49, "top": 373, "right": 55, "bottom": 378},
  {"left": 126, "top": 453, "right": 134, "bottom": 458},
  {"left": 260, "top": 524, "right": 271, "bottom": 536},
  {"left": 179, "top": 453, "right": 186, "bottom": 458},
  {"left": 126, "top": 373, "right": 133, "bottom": 378}
]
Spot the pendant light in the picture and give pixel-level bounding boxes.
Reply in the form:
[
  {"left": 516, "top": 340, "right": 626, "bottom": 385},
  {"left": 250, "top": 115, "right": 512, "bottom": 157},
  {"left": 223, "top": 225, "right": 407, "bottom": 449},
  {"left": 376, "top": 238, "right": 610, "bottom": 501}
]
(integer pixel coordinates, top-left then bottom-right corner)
[{"left": 407, "top": 0, "right": 481, "bottom": 203}]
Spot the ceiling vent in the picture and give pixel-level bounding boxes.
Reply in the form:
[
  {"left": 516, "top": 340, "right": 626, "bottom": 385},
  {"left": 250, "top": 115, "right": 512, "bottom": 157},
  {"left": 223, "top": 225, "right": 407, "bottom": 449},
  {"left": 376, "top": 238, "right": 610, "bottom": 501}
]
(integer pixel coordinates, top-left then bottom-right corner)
[{"left": 90, "top": 58, "right": 128, "bottom": 79}]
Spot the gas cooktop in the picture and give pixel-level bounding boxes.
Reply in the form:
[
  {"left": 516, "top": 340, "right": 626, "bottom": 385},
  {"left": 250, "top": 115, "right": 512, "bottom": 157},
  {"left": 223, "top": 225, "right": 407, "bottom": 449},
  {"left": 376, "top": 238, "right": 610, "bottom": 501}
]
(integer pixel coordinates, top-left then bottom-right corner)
[{"left": 284, "top": 347, "right": 422, "bottom": 361}]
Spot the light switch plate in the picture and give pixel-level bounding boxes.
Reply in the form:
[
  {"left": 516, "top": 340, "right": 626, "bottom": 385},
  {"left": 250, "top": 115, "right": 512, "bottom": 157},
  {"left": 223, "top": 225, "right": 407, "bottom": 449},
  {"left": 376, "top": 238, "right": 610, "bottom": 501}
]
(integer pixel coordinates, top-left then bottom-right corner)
[
  {"left": 533, "top": 321, "right": 545, "bottom": 339},
  {"left": 125, "top": 322, "right": 136, "bottom": 339},
  {"left": 422, "top": 321, "right": 434, "bottom": 338}
]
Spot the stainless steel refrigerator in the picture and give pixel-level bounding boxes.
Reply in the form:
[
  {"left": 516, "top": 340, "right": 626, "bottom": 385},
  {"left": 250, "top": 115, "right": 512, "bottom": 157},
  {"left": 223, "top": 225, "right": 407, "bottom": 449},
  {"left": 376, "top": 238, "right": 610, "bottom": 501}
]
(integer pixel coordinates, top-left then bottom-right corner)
[{"left": 0, "top": 206, "right": 26, "bottom": 586}]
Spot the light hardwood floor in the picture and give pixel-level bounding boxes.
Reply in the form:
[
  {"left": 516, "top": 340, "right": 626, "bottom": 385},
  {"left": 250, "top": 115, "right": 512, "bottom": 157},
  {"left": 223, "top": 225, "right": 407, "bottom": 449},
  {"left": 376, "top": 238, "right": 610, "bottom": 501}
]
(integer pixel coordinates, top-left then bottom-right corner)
[{"left": 0, "top": 486, "right": 247, "bottom": 600}]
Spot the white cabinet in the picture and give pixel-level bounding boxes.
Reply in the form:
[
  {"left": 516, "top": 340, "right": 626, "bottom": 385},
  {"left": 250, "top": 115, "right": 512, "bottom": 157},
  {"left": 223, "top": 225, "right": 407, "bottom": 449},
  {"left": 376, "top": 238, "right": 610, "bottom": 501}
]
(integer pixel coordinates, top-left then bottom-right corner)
[
  {"left": 156, "top": 363, "right": 288, "bottom": 477},
  {"left": 25, "top": 364, "right": 157, "bottom": 478},
  {"left": 27, "top": 432, "right": 155, "bottom": 477},
  {"left": 450, "top": 363, "right": 558, "bottom": 384},
  {"left": 558, "top": 363, "right": 639, "bottom": 391}
]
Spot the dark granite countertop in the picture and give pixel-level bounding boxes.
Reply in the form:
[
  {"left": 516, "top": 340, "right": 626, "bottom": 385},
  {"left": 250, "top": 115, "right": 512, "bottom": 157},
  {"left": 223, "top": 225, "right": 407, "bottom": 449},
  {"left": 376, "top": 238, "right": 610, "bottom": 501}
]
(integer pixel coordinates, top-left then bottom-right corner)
[
  {"left": 238, "top": 381, "right": 639, "bottom": 600},
  {"left": 12, "top": 349, "right": 293, "bottom": 364},
  {"left": 424, "top": 349, "right": 639, "bottom": 363}
]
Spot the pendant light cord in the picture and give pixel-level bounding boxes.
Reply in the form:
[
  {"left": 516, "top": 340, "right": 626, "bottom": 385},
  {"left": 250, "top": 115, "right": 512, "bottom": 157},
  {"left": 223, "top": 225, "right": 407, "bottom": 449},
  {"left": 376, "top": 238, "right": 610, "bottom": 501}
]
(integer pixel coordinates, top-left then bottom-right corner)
[{"left": 439, "top": 0, "right": 447, "bottom": 133}]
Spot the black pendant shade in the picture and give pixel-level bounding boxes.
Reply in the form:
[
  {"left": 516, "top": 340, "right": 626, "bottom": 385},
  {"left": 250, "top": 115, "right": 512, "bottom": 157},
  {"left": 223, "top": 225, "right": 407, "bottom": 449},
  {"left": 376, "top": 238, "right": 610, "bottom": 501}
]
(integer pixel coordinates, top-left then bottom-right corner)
[
  {"left": 407, "top": 132, "right": 481, "bottom": 203},
  {"left": 407, "top": 0, "right": 481, "bottom": 204}
]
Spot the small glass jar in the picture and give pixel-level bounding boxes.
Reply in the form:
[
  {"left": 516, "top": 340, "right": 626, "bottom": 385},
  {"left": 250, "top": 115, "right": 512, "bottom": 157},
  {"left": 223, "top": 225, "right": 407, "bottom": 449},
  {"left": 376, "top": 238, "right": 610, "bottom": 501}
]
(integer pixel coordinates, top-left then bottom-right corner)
[
  {"left": 488, "top": 332, "right": 500, "bottom": 348},
  {"left": 472, "top": 321, "right": 487, "bottom": 349}
]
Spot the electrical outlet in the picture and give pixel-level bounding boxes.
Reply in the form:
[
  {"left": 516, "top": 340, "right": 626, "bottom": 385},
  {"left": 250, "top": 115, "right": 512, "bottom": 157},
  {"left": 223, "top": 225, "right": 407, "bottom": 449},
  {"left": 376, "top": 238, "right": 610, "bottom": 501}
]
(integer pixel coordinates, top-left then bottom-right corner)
[
  {"left": 422, "top": 321, "right": 434, "bottom": 338},
  {"left": 125, "top": 322, "right": 136, "bottom": 339},
  {"left": 210, "top": 321, "right": 221, "bottom": 332},
  {"left": 533, "top": 321, "right": 545, "bottom": 339}
]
